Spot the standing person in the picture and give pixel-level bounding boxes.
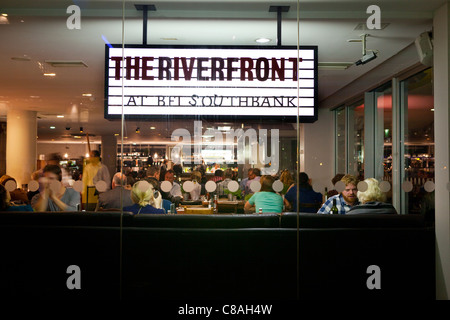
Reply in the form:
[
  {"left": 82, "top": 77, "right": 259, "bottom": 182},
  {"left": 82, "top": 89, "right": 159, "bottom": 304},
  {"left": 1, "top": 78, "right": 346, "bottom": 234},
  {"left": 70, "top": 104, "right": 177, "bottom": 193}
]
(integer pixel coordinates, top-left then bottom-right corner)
[
  {"left": 82, "top": 150, "right": 111, "bottom": 211},
  {"left": 317, "top": 174, "right": 359, "bottom": 214},
  {"left": 123, "top": 181, "right": 165, "bottom": 214},
  {"left": 284, "top": 172, "right": 323, "bottom": 213},
  {"left": 347, "top": 178, "right": 397, "bottom": 215},
  {"left": 31, "top": 165, "right": 80, "bottom": 212},
  {"left": 244, "top": 175, "right": 283, "bottom": 213},
  {"left": 159, "top": 159, "right": 168, "bottom": 182},
  {"left": 96, "top": 172, "right": 134, "bottom": 211}
]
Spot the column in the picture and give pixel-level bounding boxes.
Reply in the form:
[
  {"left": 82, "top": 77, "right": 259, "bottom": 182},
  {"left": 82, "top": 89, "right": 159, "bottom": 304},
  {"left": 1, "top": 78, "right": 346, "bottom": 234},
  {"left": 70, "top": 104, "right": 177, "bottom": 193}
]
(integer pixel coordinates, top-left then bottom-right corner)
[
  {"left": 433, "top": 2, "right": 450, "bottom": 300},
  {"left": 101, "top": 134, "right": 117, "bottom": 179},
  {"left": 6, "top": 109, "right": 37, "bottom": 187}
]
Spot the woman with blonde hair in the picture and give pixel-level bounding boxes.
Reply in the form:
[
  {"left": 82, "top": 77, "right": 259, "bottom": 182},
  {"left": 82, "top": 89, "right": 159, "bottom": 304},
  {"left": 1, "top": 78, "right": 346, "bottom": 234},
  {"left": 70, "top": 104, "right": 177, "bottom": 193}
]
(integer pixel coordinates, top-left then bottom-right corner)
[
  {"left": 123, "top": 180, "right": 165, "bottom": 214},
  {"left": 347, "top": 178, "right": 397, "bottom": 215},
  {"left": 279, "top": 169, "right": 295, "bottom": 194}
]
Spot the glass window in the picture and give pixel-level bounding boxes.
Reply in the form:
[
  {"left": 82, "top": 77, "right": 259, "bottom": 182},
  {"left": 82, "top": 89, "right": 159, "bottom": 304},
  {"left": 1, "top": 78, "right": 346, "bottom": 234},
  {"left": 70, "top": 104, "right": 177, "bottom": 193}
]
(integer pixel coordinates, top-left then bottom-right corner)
[
  {"left": 347, "top": 100, "right": 364, "bottom": 180},
  {"left": 335, "top": 106, "right": 346, "bottom": 174},
  {"left": 401, "top": 68, "right": 434, "bottom": 215}
]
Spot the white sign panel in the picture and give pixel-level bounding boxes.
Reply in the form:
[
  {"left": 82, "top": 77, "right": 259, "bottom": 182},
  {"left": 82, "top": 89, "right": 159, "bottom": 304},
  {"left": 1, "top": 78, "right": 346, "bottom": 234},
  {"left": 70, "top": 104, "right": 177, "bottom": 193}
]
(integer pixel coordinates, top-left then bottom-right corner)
[{"left": 104, "top": 45, "right": 317, "bottom": 121}]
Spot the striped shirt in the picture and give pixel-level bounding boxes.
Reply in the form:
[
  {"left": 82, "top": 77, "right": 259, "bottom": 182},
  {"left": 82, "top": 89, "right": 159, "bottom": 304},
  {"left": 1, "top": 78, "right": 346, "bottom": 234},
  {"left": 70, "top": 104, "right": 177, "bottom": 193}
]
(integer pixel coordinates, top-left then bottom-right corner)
[{"left": 317, "top": 194, "right": 359, "bottom": 214}]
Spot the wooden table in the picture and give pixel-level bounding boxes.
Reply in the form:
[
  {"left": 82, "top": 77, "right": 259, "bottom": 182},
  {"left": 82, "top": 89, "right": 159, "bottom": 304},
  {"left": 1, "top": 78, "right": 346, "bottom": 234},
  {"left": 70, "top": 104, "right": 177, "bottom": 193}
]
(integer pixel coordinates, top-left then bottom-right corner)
[{"left": 175, "top": 200, "right": 245, "bottom": 214}]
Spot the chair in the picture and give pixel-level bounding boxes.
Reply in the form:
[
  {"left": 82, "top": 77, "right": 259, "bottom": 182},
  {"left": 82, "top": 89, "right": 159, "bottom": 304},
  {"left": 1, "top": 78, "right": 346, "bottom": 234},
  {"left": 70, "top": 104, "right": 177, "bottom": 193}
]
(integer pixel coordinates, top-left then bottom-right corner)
[{"left": 162, "top": 199, "right": 172, "bottom": 213}]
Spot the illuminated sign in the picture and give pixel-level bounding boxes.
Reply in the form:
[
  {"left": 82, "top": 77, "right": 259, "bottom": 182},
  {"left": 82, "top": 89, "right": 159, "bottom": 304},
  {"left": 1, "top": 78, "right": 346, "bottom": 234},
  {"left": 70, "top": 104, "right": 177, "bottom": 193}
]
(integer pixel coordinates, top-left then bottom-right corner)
[{"left": 104, "top": 45, "right": 317, "bottom": 122}]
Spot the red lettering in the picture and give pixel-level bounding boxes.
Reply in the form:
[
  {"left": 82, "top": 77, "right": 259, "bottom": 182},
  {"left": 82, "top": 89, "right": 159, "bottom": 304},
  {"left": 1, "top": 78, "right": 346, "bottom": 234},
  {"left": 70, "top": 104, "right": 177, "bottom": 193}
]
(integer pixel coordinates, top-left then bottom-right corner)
[{"left": 240, "top": 57, "right": 253, "bottom": 81}]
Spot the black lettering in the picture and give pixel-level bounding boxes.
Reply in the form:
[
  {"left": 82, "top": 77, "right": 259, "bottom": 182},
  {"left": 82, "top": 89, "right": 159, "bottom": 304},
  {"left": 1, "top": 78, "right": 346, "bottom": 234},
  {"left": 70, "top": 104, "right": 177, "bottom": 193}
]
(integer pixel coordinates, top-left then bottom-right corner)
[
  {"left": 127, "top": 96, "right": 137, "bottom": 106},
  {"left": 181, "top": 57, "right": 195, "bottom": 80},
  {"left": 256, "top": 58, "right": 269, "bottom": 81},
  {"left": 189, "top": 95, "right": 198, "bottom": 106},
  {"left": 213, "top": 95, "right": 223, "bottom": 106},
  {"left": 111, "top": 56, "right": 122, "bottom": 80},
  {"left": 240, "top": 57, "right": 254, "bottom": 81},
  {"left": 142, "top": 57, "right": 154, "bottom": 80},
  {"left": 226, "top": 58, "right": 238, "bottom": 81},
  {"left": 271, "top": 58, "right": 285, "bottom": 81},
  {"left": 274, "top": 96, "right": 283, "bottom": 107},
  {"left": 197, "top": 57, "right": 209, "bottom": 81},
  {"left": 158, "top": 96, "right": 165, "bottom": 106},
  {"left": 126, "top": 56, "right": 140, "bottom": 80},
  {"left": 211, "top": 58, "right": 225, "bottom": 81},
  {"left": 158, "top": 57, "right": 172, "bottom": 80},
  {"left": 202, "top": 96, "right": 213, "bottom": 106}
]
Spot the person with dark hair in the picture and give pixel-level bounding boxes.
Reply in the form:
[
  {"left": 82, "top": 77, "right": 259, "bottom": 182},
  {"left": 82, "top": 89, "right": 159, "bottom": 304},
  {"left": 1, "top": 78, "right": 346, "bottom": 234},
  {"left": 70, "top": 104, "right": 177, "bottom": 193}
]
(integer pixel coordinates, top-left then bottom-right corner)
[
  {"left": 244, "top": 175, "right": 283, "bottom": 213},
  {"left": 327, "top": 173, "right": 345, "bottom": 198},
  {"left": 284, "top": 172, "right": 323, "bottom": 213},
  {"left": 210, "top": 169, "right": 224, "bottom": 183},
  {"left": 244, "top": 167, "right": 261, "bottom": 195},
  {"left": 0, "top": 174, "right": 30, "bottom": 205},
  {"left": 217, "top": 168, "right": 234, "bottom": 197},
  {"left": 31, "top": 165, "right": 80, "bottom": 212},
  {"left": 161, "top": 169, "right": 183, "bottom": 206},
  {"left": 0, "top": 184, "right": 33, "bottom": 211}
]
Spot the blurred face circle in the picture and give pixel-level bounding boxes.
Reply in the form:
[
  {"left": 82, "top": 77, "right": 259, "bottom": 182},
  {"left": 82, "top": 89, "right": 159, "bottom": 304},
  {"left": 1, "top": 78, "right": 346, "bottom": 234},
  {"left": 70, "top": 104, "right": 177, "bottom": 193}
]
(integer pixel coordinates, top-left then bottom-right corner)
[
  {"left": 44, "top": 171, "right": 62, "bottom": 194},
  {"left": 342, "top": 183, "right": 358, "bottom": 204}
]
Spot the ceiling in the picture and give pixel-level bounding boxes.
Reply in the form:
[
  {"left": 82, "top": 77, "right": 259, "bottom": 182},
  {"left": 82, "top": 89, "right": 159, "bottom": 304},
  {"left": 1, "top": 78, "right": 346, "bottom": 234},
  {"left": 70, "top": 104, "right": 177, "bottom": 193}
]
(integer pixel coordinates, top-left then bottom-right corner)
[{"left": 0, "top": 0, "right": 441, "bottom": 145}]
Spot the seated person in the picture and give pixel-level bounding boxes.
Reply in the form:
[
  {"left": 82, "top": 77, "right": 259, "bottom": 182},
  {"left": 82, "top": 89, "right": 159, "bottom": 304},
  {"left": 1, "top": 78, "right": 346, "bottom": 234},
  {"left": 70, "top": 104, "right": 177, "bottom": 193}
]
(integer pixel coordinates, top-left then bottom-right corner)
[
  {"left": 96, "top": 172, "right": 134, "bottom": 210},
  {"left": 188, "top": 171, "right": 202, "bottom": 201},
  {"left": 0, "top": 184, "right": 34, "bottom": 211},
  {"left": 217, "top": 168, "right": 234, "bottom": 198},
  {"left": 244, "top": 175, "right": 283, "bottom": 213},
  {"left": 0, "top": 174, "right": 30, "bottom": 205},
  {"left": 347, "top": 178, "right": 398, "bottom": 215},
  {"left": 31, "top": 165, "right": 80, "bottom": 211},
  {"left": 160, "top": 169, "right": 183, "bottom": 206},
  {"left": 279, "top": 169, "right": 295, "bottom": 195},
  {"left": 318, "top": 174, "right": 360, "bottom": 214},
  {"left": 123, "top": 180, "right": 165, "bottom": 215},
  {"left": 284, "top": 172, "right": 323, "bottom": 213}
]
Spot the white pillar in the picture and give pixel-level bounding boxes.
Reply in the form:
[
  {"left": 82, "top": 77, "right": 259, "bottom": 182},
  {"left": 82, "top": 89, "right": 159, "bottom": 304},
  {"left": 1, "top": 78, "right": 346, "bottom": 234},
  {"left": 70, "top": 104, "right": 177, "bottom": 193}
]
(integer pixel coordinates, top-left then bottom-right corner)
[
  {"left": 6, "top": 109, "right": 37, "bottom": 187},
  {"left": 433, "top": 2, "right": 450, "bottom": 300}
]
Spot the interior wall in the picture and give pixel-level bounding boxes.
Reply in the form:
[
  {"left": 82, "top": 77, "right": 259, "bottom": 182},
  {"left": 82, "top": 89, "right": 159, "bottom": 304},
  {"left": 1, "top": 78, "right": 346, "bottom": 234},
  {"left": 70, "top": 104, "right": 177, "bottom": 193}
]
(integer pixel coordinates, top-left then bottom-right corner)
[
  {"left": 433, "top": 2, "right": 450, "bottom": 300},
  {"left": 37, "top": 143, "right": 99, "bottom": 160},
  {"left": 303, "top": 107, "right": 334, "bottom": 192}
]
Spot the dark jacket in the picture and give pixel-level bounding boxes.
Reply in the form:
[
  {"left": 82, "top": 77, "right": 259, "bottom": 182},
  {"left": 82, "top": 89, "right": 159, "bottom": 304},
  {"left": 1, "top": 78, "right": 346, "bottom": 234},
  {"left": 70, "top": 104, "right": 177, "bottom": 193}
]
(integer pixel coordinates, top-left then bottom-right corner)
[{"left": 347, "top": 201, "right": 398, "bottom": 215}]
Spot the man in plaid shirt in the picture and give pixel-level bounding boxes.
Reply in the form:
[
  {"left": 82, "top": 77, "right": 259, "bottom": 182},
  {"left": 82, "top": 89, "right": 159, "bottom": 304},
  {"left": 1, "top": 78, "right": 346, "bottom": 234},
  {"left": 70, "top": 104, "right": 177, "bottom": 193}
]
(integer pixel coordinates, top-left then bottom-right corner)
[{"left": 317, "top": 174, "right": 359, "bottom": 214}]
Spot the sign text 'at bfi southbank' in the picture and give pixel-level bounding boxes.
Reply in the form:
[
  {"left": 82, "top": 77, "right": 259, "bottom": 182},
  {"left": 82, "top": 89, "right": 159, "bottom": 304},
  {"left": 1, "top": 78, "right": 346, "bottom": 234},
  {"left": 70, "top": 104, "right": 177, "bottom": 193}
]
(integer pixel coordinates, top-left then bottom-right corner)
[{"left": 104, "top": 46, "right": 317, "bottom": 120}]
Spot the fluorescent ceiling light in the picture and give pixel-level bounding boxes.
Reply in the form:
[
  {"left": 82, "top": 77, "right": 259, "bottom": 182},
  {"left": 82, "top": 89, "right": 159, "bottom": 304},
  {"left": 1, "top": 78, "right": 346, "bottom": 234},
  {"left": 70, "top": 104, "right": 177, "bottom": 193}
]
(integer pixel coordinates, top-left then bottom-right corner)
[
  {"left": 318, "top": 62, "right": 353, "bottom": 70},
  {"left": 255, "top": 38, "right": 271, "bottom": 43},
  {"left": 43, "top": 73, "right": 56, "bottom": 77},
  {"left": 45, "top": 60, "right": 88, "bottom": 68},
  {"left": 82, "top": 93, "right": 92, "bottom": 97},
  {"left": 57, "top": 115, "right": 64, "bottom": 118}
]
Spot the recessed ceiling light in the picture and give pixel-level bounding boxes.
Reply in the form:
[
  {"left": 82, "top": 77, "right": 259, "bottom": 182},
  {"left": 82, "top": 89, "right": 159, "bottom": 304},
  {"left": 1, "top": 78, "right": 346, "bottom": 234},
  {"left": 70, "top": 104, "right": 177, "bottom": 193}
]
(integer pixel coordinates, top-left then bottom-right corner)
[
  {"left": 73, "top": 136, "right": 81, "bottom": 139},
  {"left": 50, "top": 126, "right": 56, "bottom": 129},
  {"left": 56, "top": 115, "right": 64, "bottom": 118},
  {"left": 82, "top": 93, "right": 92, "bottom": 97},
  {"left": 114, "top": 133, "right": 120, "bottom": 136},
  {"left": 43, "top": 73, "right": 56, "bottom": 77},
  {"left": 255, "top": 38, "right": 271, "bottom": 43},
  {"left": 150, "top": 126, "right": 156, "bottom": 129},
  {"left": 1, "top": 13, "right": 8, "bottom": 17}
]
